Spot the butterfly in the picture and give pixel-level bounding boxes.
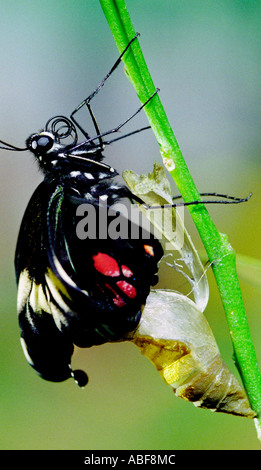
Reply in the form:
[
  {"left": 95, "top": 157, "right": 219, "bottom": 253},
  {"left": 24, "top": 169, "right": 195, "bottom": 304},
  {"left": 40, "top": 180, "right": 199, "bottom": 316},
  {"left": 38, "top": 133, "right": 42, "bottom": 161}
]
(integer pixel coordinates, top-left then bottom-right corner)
[
  {"left": 0, "top": 36, "right": 165, "bottom": 387},
  {"left": 0, "top": 36, "right": 251, "bottom": 388}
]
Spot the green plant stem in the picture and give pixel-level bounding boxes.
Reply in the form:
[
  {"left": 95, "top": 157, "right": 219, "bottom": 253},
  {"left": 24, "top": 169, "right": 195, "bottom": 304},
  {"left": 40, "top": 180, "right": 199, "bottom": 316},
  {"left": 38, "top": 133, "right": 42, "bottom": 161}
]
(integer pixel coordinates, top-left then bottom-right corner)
[{"left": 99, "top": 0, "right": 261, "bottom": 436}]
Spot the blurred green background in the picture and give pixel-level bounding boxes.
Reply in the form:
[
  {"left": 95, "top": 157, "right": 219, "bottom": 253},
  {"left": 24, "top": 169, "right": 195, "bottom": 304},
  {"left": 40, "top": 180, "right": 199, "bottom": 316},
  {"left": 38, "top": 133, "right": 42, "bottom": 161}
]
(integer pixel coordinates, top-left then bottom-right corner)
[{"left": 0, "top": 0, "right": 260, "bottom": 450}]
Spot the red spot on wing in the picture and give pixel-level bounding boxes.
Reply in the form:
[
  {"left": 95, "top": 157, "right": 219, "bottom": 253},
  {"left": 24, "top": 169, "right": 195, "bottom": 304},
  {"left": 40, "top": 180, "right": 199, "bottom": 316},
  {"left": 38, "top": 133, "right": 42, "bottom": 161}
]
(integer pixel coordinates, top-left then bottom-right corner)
[
  {"left": 121, "top": 265, "right": 133, "bottom": 278},
  {"left": 112, "top": 297, "right": 126, "bottom": 307},
  {"left": 116, "top": 280, "right": 137, "bottom": 299},
  {"left": 104, "top": 283, "right": 126, "bottom": 307},
  {"left": 93, "top": 254, "right": 136, "bottom": 307},
  {"left": 93, "top": 252, "right": 120, "bottom": 277}
]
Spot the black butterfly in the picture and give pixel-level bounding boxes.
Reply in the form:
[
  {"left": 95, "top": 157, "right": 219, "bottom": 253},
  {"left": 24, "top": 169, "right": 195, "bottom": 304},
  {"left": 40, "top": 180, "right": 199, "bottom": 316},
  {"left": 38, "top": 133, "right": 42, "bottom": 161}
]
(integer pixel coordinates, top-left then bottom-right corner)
[
  {"left": 0, "top": 36, "right": 164, "bottom": 387},
  {"left": 0, "top": 36, "right": 251, "bottom": 388}
]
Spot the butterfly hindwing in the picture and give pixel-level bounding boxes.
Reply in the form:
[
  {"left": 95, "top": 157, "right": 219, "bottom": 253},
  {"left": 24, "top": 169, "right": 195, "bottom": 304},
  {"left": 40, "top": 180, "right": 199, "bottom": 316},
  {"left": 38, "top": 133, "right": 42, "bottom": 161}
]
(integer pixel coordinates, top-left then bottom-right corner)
[{"left": 45, "top": 185, "right": 164, "bottom": 346}]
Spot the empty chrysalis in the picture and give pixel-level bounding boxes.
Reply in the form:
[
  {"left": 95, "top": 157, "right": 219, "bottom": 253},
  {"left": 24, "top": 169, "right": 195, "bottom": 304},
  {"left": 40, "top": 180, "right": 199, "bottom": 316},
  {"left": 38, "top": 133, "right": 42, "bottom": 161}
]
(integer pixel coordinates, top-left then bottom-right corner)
[
  {"left": 123, "top": 162, "right": 209, "bottom": 311},
  {"left": 129, "top": 290, "right": 255, "bottom": 417},
  {"left": 123, "top": 164, "right": 255, "bottom": 417}
]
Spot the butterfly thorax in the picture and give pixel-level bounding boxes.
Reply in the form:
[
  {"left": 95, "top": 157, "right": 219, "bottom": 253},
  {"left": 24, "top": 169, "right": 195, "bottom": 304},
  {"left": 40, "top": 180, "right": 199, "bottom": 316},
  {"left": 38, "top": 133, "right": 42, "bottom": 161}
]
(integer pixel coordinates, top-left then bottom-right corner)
[{"left": 26, "top": 131, "right": 130, "bottom": 206}]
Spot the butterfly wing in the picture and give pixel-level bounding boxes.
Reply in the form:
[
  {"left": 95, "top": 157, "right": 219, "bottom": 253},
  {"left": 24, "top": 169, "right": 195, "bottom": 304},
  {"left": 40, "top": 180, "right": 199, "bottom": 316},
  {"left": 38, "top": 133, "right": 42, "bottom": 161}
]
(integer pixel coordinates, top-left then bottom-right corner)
[
  {"left": 16, "top": 180, "right": 163, "bottom": 383},
  {"left": 15, "top": 182, "right": 77, "bottom": 383},
  {"left": 45, "top": 186, "right": 164, "bottom": 347}
]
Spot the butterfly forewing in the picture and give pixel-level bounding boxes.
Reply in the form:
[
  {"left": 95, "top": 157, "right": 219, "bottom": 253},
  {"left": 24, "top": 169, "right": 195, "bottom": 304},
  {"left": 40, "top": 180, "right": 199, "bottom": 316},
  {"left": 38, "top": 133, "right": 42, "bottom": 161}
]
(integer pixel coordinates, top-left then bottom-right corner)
[{"left": 16, "top": 182, "right": 75, "bottom": 382}]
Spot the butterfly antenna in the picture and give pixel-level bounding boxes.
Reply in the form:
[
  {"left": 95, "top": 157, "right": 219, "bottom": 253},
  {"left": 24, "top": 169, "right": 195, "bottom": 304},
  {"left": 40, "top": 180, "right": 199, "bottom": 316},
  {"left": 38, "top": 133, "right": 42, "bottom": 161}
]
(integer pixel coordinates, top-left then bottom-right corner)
[{"left": 0, "top": 139, "right": 27, "bottom": 151}]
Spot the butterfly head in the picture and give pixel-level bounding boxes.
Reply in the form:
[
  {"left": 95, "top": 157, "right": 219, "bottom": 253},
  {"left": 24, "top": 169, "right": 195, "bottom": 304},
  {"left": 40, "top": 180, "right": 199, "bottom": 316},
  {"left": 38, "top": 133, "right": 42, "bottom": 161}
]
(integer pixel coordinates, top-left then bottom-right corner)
[
  {"left": 26, "top": 131, "right": 64, "bottom": 159},
  {"left": 27, "top": 132, "right": 56, "bottom": 155},
  {"left": 26, "top": 114, "right": 78, "bottom": 158},
  {"left": 25, "top": 131, "right": 68, "bottom": 175}
]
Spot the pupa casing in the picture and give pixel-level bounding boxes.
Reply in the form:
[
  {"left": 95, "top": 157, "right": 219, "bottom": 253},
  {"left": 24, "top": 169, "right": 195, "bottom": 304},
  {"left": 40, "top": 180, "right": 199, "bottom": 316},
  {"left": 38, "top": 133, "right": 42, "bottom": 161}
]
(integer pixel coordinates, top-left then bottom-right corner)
[{"left": 130, "top": 289, "right": 255, "bottom": 418}]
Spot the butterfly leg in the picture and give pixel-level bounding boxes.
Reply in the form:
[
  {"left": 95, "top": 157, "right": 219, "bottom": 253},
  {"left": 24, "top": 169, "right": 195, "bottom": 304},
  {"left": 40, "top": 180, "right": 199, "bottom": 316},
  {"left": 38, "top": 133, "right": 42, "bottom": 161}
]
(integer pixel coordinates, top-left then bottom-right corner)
[
  {"left": 70, "top": 87, "right": 159, "bottom": 152},
  {"left": 170, "top": 192, "right": 253, "bottom": 207},
  {"left": 71, "top": 99, "right": 103, "bottom": 148},
  {"left": 128, "top": 191, "right": 252, "bottom": 210},
  {"left": 71, "top": 33, "right": 139, "bottom": 115},
  {"left": 70, "top": 34, "right": 140, "bottom": 143}
]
